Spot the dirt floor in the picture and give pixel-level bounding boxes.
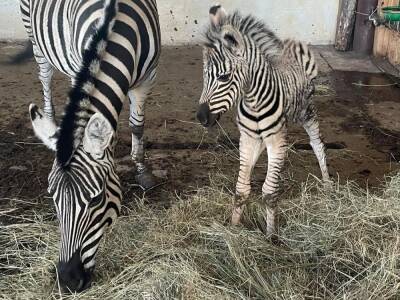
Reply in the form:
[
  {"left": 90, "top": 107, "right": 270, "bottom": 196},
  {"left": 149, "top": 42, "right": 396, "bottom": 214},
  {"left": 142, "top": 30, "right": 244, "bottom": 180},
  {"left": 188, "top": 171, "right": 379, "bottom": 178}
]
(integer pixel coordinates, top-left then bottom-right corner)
[{"left": 1, "top": 42, "right": 400, "bottom": 224}]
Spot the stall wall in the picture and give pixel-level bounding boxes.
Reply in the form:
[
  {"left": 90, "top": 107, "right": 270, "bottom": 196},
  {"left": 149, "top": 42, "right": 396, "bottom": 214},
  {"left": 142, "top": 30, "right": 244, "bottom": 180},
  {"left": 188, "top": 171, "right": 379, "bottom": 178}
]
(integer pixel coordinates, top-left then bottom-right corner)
[{"left": 0, "top": 0, "right": 340, "bottom": 45}]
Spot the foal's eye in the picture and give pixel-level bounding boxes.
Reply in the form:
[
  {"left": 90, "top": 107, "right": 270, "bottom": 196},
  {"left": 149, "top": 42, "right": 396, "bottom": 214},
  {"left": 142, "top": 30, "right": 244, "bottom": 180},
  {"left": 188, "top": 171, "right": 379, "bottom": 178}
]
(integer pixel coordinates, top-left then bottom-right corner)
[
  {"left": 89, "top": 191, "right": 104, "bottom": 208},
  {"left": 217, "top": 73, "right": 231, "bottom": 82}
]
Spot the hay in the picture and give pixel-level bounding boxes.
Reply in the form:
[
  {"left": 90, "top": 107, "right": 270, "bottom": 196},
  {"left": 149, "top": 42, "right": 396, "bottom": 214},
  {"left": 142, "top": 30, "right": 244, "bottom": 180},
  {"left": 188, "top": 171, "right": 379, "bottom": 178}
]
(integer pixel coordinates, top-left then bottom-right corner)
[
  {"left": 1, "top": 174, "right": 400, "bottom": 299},
  {"left": 315, "top": 84, "right": 335, "bottom": 97}
]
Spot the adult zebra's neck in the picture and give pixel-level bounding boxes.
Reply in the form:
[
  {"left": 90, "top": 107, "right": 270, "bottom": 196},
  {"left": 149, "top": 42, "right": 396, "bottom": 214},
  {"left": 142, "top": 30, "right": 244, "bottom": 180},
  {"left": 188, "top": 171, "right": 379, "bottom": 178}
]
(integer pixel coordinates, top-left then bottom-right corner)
[{"left": 57, "top": 0, "right": 127, "bottom": 167}]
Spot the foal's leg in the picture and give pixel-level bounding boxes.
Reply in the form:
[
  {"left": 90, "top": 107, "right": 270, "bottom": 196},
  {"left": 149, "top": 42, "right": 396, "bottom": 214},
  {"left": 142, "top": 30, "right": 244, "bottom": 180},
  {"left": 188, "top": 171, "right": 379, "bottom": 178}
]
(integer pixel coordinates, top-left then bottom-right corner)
[
  {"left": 303, "top": 117, "right": 329, "bottom": 182},
  {"left": 128, "top": 73, "right": 157, "bottom": 190},
  {"left": 232, "top": 132, "right": 265, "bottom": 225},
  {"left": 262, "top": 129, "right": 287, "bottom": 236}
]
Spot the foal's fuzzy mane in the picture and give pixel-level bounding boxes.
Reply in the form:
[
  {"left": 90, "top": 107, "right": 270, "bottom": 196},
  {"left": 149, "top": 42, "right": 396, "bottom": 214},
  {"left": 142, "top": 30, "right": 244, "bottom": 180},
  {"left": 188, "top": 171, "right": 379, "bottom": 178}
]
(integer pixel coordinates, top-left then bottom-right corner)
[{"left": 203, "top": 11, "right": 284, "bottom": 60}]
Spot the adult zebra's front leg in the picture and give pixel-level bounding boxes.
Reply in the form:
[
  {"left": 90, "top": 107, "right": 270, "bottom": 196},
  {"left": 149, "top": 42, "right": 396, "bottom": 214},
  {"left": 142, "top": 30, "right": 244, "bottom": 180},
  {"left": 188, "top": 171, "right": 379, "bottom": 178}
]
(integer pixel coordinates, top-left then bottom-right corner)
[
  {"left": 232, "top": 132, "right": 265, "bottom": 225},
  {"left": 128, "top": 79, "right": 157, "bottom": 190},
  {"left": 262, "top": 129, "right": 287, "bottom": 236},
  {"left": 32, "top": 44, "right": 55, "bottom": 120}
]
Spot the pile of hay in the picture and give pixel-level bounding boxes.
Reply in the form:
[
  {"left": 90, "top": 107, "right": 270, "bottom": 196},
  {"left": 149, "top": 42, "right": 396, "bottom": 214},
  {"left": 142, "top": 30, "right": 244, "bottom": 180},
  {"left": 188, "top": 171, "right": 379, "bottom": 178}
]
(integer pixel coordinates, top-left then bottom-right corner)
[{"left": 1, "top": 174, "right": 400, "bottom": 299}]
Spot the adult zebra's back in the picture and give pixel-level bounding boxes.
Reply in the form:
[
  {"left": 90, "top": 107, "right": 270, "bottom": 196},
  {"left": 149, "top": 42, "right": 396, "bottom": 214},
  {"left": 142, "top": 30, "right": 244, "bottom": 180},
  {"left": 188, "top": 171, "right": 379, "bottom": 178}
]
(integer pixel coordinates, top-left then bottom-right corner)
[
  {"left": 19, "top": 0, "right": 160, "bottom": 292},
  {"left": 197, "top": 6, "right": 330, "bottom": 236}
]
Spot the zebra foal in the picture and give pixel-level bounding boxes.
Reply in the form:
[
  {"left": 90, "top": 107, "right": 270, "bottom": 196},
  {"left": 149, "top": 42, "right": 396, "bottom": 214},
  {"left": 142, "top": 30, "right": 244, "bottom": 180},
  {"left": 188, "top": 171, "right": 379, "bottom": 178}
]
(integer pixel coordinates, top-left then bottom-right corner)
[
  {"left": 19, "top": 0, "right": 160, "bottom": 292},
  {"left": 197, "top": 5, "right": 330, "bottom": 235}
]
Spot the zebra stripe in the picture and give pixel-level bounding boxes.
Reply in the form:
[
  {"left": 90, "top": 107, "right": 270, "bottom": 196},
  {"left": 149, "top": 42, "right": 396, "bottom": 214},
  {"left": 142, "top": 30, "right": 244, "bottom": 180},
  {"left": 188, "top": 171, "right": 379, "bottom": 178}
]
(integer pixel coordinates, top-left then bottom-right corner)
[
  {"left": 49, "top": 147, "right": 120, "bottom": 266},
  {"left": 20, "top": 0, "right": 160, "bottom": 290},
  {"left": 199, "top": 7, "right": 329, "bottom": 235}
]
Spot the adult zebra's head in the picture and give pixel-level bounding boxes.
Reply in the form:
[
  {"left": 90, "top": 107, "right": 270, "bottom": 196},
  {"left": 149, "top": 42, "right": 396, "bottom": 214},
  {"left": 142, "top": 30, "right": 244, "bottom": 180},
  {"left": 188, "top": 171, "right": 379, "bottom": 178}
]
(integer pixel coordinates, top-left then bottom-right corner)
[
  {"left": 197, "top": 5, "right": 250, "bottom": 128},
  {"left": 29, "top": 105, "right": 121, "bottom": 292}
]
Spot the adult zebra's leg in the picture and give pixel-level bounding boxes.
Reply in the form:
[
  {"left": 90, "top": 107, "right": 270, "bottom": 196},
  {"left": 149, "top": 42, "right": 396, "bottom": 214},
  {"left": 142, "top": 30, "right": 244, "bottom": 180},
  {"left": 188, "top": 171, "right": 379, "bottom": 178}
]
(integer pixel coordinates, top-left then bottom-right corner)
[
  {"left": 32, "top": 44, "right": 55, "bottom": 120},
  {"left": 232, "top": 132, "right": 265, "bottom": 225},
  {"left": 303, "top": 117, "right": 330, "bottom": 182},
  {"left": 262, "top": 130, "right": 287, "bottom": 236},
  {"left": 128, "top": 76, "right": 157, "bottom": 190}
]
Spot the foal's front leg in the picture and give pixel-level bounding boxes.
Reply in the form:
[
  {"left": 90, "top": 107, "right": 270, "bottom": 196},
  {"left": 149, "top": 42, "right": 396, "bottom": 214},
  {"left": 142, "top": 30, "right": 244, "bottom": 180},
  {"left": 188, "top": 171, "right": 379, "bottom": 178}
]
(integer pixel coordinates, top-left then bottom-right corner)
[
  {"left": 262, "top": 130, "right": 287, "bottom": 236},
  {"left": 232, "top": 132, "right": 265, "bottom": 225}
]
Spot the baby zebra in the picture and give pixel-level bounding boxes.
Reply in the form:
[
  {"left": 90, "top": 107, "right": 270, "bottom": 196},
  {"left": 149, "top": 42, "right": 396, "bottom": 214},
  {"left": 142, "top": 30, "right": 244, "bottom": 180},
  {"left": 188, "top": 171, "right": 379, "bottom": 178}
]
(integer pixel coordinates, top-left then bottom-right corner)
[{"left": 197, "top": 5, "right": 330, "bottom": 235}]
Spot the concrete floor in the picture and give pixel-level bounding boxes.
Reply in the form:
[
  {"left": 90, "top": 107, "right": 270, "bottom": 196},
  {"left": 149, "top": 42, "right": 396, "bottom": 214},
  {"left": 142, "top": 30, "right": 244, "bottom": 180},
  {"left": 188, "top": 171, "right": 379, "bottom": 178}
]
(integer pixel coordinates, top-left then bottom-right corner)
[{"left": 313, "top": 45, "right": 381, "bottom": 73}]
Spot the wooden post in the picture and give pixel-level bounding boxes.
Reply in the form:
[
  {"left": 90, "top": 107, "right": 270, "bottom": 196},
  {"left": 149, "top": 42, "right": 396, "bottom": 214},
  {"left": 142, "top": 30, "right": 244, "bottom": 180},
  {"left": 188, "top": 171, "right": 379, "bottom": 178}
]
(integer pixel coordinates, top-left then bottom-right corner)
[
  {"left": 335, "top": 0, "right": 357, "bottom": 51},
  {"left": 353, "top": 0, "right": 378, "bottom": 54}
]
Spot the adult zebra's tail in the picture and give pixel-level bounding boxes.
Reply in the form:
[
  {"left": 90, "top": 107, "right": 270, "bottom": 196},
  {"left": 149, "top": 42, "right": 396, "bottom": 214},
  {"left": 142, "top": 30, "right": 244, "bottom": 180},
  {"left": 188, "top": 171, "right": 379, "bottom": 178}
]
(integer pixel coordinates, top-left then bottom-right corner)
[{"left": 57, "top": 0, "right": 118, "bottom": 167}]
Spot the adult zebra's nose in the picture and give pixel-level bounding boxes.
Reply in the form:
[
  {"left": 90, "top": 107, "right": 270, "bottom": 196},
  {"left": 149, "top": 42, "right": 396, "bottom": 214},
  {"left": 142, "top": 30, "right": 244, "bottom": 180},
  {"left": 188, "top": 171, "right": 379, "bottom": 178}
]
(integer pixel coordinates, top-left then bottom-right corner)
[
  {"left": 197, "top": 103, "right": 210, "bottom": 127},
  {"left": 57, "top": 251, "right": 92, "bottom": 293}
]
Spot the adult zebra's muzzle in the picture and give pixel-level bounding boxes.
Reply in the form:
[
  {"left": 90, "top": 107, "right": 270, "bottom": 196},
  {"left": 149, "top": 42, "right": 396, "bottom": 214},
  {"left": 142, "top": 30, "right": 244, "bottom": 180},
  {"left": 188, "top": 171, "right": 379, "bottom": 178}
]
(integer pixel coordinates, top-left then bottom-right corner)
[
  {"left": 57, "top": 251, "right": 93, "bottom": 293},
  {"left": 196, "top": 103, "right": 221, "bottom": 128}
]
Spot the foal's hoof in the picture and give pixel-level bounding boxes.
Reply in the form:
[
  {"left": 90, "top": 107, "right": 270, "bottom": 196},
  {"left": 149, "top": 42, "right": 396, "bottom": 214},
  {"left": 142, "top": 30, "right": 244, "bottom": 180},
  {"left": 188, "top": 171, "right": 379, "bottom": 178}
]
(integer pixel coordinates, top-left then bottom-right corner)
[
  {"left": 231, "top": 207, "right": 244, "bottom": 226},
  {"left": 322, "top": 178, "right": 334, "bottom": 189},
  {"left": 135, "top": 171, "right": 159, "bottom": 191},
  {"left": 269, "top": 233, "right": 282, "bottom": 246}
]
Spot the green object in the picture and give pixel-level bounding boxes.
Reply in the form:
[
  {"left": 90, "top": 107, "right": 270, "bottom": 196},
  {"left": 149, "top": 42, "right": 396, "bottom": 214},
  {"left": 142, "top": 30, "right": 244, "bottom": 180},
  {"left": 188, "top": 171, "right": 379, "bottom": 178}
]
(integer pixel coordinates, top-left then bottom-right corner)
[{"left": 382, "top": 6, "right": 400, "bottom": 22}]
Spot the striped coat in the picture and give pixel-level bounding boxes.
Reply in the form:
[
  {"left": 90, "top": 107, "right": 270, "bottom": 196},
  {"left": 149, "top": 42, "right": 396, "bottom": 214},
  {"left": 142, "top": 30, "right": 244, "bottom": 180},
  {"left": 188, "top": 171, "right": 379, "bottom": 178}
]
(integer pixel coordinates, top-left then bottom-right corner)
[
  {"left": 197, "top": 5, "right": 329, "bottom": 235},
  {"left": 21, "top": 0, "right": 161, "bottom": 292}
]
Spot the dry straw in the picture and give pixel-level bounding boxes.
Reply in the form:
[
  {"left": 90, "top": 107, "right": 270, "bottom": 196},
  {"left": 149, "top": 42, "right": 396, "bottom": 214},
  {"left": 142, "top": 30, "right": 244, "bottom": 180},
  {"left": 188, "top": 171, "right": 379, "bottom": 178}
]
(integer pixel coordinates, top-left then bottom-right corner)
[{"left": 1, "top": 174, "right": 400, "bottom": 299}]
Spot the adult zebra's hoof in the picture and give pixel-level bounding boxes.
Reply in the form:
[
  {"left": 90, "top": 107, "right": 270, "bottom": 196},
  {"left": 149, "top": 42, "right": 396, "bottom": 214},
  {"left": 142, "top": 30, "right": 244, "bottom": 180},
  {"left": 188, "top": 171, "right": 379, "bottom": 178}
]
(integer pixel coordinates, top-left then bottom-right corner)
[{"left": 135, "top": 171, "right": 159, "bottom": 191}]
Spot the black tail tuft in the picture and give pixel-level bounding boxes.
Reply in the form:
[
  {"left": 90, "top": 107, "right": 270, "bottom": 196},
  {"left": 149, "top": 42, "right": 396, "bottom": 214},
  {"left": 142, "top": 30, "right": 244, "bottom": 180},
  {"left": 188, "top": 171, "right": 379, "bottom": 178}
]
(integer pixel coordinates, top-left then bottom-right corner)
[{"left": 7, "top": 42, "right": 34, "bottom": 64}]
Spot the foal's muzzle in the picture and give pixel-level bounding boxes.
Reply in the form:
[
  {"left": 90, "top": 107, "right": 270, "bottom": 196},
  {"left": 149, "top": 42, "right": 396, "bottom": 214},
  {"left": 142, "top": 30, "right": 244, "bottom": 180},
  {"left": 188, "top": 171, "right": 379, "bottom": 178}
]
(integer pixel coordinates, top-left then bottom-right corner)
[{"left": 196, "top": 103, "right": 221, "bottom": 127}]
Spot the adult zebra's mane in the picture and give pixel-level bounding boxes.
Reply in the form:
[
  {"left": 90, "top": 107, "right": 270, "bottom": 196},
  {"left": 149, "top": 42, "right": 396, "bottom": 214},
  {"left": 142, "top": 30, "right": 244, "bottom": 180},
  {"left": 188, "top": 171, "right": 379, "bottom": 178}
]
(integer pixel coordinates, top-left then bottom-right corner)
[
  {"left": 204, "top": 11, "right": 284, "bottom": 61},
  {"left": 56, "top": 0, "right": 118, "bottom": 168}
]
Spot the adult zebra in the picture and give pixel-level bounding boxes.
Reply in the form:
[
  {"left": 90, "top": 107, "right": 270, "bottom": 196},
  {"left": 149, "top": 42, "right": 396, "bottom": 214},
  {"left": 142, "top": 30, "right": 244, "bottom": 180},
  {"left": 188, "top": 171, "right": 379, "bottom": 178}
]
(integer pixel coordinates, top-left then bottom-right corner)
[
  {"left": 197, "top": 6, "right": 330, "bottom": 235},
  {"left": 19, "top": 0, "right": 160, "bottom": 292}
]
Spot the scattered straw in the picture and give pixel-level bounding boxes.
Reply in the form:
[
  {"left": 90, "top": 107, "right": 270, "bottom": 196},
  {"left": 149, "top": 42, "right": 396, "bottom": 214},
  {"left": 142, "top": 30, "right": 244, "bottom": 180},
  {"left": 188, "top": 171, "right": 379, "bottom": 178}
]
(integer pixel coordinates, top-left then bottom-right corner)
[
  {"left": 315, "top": 84, "right": 335, "bottom": 97},
  {"left": 1, "top": 174, "right": 400, "bottom": 299}
]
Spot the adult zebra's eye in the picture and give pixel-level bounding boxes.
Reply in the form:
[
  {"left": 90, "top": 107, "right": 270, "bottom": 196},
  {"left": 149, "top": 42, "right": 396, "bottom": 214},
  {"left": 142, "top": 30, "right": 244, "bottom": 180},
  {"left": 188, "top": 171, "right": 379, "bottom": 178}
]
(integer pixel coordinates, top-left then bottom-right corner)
[
  {"left": 89, "top": 190, "right": 104, "bottom": 208},
  {"left": 217, "top": 73, "right": 231, "bottom": 82},
  {"left": 47, "top": 186, "right": 56, "bottom": 197}
]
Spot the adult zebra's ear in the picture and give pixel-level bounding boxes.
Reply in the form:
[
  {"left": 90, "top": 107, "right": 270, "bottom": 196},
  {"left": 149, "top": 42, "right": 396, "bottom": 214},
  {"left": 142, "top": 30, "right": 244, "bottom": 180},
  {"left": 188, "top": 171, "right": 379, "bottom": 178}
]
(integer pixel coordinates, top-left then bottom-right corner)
[
  {"left": 83, "top": 113, "right": 113, "bottom": 159},
  {"left": 29, "top": 103, "right": 58, "bottom": 151}
]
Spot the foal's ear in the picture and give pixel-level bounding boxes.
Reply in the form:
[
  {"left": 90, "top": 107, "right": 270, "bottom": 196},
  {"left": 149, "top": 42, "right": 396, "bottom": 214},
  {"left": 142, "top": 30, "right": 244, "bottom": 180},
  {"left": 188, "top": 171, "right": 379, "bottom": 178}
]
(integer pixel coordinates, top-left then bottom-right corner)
[
  {"left": 222, "top": 27, "right": 245, "bottom": 57},
  {"left": 209, "top": 4, "right": 227, "bottom": 27},
  {"left": 29, "top": 103, "right": 58, "bottom": 151},
  {"left": 83, "top": 113, "right": 113, "bottom": 159}
]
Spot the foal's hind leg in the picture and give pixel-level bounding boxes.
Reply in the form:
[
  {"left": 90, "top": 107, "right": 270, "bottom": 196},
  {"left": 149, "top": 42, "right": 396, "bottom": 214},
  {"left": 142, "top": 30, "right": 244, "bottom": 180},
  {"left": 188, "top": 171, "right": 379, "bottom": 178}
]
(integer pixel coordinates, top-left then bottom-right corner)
[
  {"left": 302, "top": 117, "right": 330, "bottom": 182},
  {"left": 32, "top": 44, "right": 55, "bottom": 120}
]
